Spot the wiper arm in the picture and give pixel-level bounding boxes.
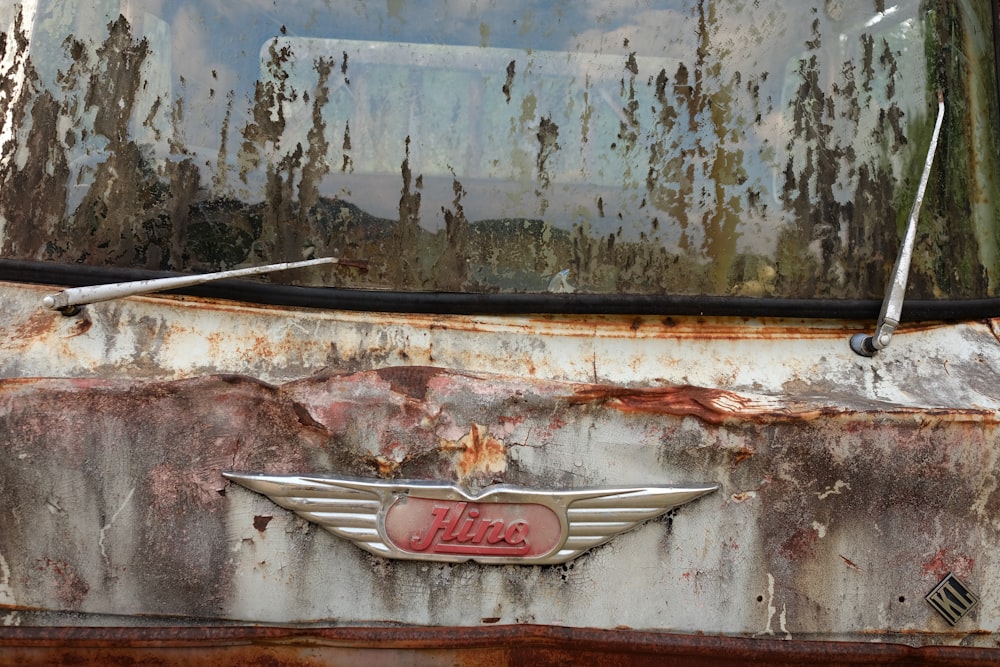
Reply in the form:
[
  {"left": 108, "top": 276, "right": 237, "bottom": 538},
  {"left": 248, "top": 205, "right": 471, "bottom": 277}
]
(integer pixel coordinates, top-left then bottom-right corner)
[
  {"left": 42, "top": 256, "right": 368, "bottom": 314},
  {"left": 850, "top": 90, "right": 945, "bottom": 357}
]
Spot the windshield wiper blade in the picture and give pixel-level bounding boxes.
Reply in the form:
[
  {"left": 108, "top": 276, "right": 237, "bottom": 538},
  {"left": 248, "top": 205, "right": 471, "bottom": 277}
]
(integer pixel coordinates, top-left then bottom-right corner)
[
  {"left": 42, "top": 256, "right": 368, "bottom": 314},
  {"left": 850, "top": 90, "right": 945, "bottom": 357}
]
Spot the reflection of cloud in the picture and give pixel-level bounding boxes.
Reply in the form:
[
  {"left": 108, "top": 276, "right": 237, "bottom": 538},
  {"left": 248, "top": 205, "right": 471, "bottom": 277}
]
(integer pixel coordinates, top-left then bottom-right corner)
[
  {"left": 123, "top": 0, "right": 167, "bottom": 18},
  {"left": 569, "top": 10, "right": 695, "bottom": 57},
  {"left": 66, "top": 0, "right": 923, "bottom": 218},
  {"left": 163, "top": 4, "right": 238, "bottom": 150}
]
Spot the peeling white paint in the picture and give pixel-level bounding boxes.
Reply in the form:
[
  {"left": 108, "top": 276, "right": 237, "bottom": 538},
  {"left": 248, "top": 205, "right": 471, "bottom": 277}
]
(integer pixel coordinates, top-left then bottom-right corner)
[
  {"left": 5, "top": 282, "right": 1000, "bottom": 410},
  {"left": 761, "top": 573, "right": 777, "bottom": 636},
  {"left": 2, "top": 276, "right": 1000, "bottom": 641},
  {"left": 817, "top": 480, "right": 851, "bottom": 500},
  {"left": 779, "top": 604, "right": 791, "bottom": 640},
  {"left": 759, "top": 573, "right": 793, "bottom": 640},
  {"left": 0, "top": 551, "right": 15, "bottom": 606}
]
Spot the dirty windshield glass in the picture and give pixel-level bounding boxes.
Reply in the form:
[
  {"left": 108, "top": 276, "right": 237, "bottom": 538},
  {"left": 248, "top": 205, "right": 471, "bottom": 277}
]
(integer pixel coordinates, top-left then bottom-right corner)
[{"left": 1, "top": 1, "right": 998, "bottom": 299}]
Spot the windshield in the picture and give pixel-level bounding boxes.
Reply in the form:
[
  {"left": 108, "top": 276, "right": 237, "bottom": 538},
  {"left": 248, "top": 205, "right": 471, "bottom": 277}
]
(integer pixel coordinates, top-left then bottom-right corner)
[{"left": 1, "top": 0, "right": 998, "bottom": 300}]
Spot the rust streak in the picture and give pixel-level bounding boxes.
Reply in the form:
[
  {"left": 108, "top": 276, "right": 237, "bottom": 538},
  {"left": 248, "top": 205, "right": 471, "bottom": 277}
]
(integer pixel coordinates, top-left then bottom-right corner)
[
  {"left": 840, "top": 554, "right": 861, "bottom": 571},
  {"left": 570, "top": 384, "right": 1000, "bottom": 425},
  {"left": 441, "top": 424, "right": 507, "bottom": 481},
  {"left": 733, "top": 447, "right": 754, "bottom": 465},
  {"left": 570, "top": 384, "right": 775, "bottom": 425}
]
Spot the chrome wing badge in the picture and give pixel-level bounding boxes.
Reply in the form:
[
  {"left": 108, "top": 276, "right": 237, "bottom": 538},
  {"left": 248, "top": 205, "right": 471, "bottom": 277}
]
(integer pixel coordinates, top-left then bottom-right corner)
[{"left": 223, "top": 472, "right": 717, "bottom": 565}]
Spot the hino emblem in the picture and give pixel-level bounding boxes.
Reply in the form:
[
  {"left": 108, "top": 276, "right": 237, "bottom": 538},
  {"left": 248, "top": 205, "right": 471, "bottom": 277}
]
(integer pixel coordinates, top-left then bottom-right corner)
[{"left": 223, "top": 472, "right": 718, "bottom": 565}]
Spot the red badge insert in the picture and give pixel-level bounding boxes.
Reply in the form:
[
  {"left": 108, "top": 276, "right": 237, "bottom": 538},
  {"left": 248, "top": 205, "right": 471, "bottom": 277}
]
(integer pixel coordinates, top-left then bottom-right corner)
[{"left": 385, "top": 496, "right": 562, "bottom": 558}]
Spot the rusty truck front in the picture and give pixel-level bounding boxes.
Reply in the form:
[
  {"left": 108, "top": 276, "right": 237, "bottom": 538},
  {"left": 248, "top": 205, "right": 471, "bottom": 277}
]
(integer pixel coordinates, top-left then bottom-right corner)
[{"left": 2, "top": 0, "right": 1000, "bottom": 663}]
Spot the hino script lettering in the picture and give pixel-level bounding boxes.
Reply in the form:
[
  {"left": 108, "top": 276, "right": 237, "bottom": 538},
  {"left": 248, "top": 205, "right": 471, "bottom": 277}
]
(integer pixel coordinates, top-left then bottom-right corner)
[
  {"left": 410, "top": 502, "right": 529, "bottom": 554},
  {"left": 383, "top": 495, "right": 563, "bottom": 558}
]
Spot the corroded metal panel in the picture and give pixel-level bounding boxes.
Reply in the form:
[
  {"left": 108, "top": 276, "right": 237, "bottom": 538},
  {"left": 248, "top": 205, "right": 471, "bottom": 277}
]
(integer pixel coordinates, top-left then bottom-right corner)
[
  {"left": 3, "top": 280, "right": 1000, "bottom": 647},
  {"left": 2, "top": 626, "right": 1000, "bottom": 666},
  {"left": 4, "top": 281, "right": 1000, "bottom": 410},
  {"left": 1, "top": 349, "right": 999, "bottom": 643},
  {"left": 1, "top": 0, "right": 1000, "bottom": 657}
]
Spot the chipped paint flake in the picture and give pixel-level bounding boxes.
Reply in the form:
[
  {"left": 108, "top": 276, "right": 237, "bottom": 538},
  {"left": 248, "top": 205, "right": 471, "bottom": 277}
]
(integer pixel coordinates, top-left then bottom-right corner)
[
  {"left": 761, "top": 573, "right": 777, "bottom": 637},
  {"left": 0, "top": 551, "right": 15, "bottom": 606},
  {"left": 817, "top": 480, "right": 850, "bottom": 500},
  {"left": 778, "top": 604, "right": 791, "bottom": 640}
]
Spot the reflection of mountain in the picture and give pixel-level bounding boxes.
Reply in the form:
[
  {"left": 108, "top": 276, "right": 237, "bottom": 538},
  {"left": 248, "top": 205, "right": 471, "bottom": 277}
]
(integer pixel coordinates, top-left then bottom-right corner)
[
  {"left": 180, "top": 195, "right": 732, "bottom": 294},
  {"left": 191, "top": 195, "right": 582, "bottom": 293}
]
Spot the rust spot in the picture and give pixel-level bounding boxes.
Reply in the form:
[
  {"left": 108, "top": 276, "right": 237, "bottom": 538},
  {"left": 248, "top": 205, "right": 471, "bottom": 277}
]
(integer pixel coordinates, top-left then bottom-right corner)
[
  {"left": 375, "top": 366, "right": 446, "bottom": 401},
  {"left": 480, "top": 617, "right": 501, "bottom": 624},
  {"left": 779, "top": 527, "right": 818, "bottom": 562},
  {"left": 374, "top": 455, "right": 401, "bottom": 477},
  {"left": 35, "top": 558, "right": 88, "bottom": 610},
  {"left": 252, "top": 515, "right": 273, "bottom": 532},
  {"left": 291, "top": 402, "right": 326, "bottom": 430},
  {"left": 441, "top": 424, "right": 507, "bottom": 481},
  {"left": 571, "top": 382, "right": 995, "bottom": 425},
  {"left": 66, "top": 313, "right": 93, "bottom": 337},
  {"left": 13, "top": 311, "right": 58, "bottom": 341},
  {"left": 922, "top": 549, "right": 975, "bottom": 581},
  {"left": 4, "top": 625, "right": 1000, "bottom": 664}
]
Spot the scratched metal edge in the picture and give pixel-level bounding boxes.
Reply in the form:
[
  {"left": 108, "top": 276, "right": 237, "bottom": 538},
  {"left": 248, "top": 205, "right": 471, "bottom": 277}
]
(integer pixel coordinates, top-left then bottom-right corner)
[
  {"left": 1, "top": 625, "right": 999, "bottom": 665},
  {"left": 3, "top": 372, "right": 997, "bottom": 422}
]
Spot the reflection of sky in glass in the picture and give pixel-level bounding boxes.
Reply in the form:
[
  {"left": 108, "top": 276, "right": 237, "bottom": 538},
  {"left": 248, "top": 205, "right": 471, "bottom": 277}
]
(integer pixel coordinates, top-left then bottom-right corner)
[{"left": 14, "top": 0, "right": 942, "bottom": 272}]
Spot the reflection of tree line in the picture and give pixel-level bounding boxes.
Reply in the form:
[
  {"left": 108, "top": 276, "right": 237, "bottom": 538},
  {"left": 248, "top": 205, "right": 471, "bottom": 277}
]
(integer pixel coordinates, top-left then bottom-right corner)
[
  {"left": 908, "top": 2, "right": 995, "bottom": 298},
  {"left": 775, "top": 2, "right": 994, "bottom": 299}
]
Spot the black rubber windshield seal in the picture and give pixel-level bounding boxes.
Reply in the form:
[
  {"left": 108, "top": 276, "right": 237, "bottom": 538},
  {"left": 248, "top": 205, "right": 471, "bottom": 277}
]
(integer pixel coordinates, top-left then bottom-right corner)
[{"left": 4, "top": 258, "right": 1000, "bottom": 321}]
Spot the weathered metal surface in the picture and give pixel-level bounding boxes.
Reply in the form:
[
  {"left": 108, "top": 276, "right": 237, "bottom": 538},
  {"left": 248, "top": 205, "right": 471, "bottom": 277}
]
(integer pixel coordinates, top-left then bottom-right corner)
[
  {"left": 2, "top": 625, "right": 1000, "bottom": 667},
  {"left": 1, "top": 0, "right": 999, "bottom": 659},
  {"left": 4, "top": 281, "right": 1000, "bottom": 409},
  {"left": 1, "top": 310, "right": 1000, "bottom": 645}
]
